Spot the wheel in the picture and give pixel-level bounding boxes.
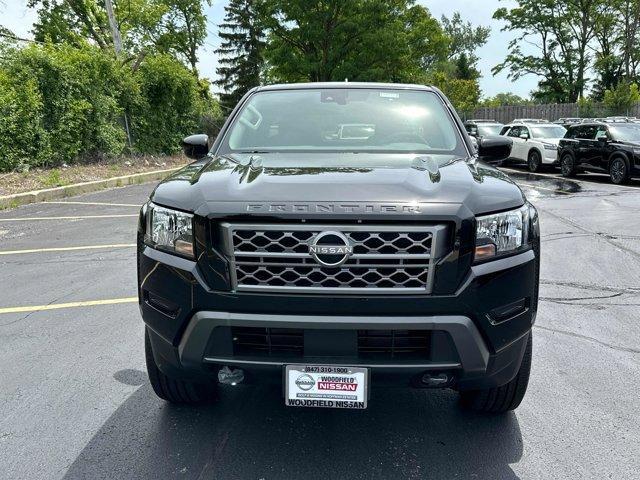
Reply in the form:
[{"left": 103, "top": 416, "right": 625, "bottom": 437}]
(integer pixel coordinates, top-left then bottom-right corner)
[
  {"left": 560, "top": 154, "right": 576, "bottom": 177},
  {"left": 527, "top": 150, "right": 542, "bottom": 173},
  {"left": 609, "top": 157, "right": 630, "bottom": 185},
  {"left": 459, "top": 332, "right": 532, "bottom": 414},
  {"left": 145, "top": 327, "right": 217, "bottom": 404}
]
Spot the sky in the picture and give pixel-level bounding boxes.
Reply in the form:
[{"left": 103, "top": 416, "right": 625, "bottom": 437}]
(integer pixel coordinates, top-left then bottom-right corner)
[{"left": 0, "top": 0, "right": 538, "bottom": 99}]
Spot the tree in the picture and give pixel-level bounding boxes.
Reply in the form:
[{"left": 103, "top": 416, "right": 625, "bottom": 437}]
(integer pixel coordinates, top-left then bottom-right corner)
[
  {"left": 215, "top": 0, "right": 265, "bottom": 110},
  {"left": 479, "top": 92, "right": 532, "bottom": 107},
  {"left": 440, "top": 12, "right": 490, "bottom": 80},
  {"left": 27, "top": 0, "right": 209, "bottom": 72},
  {"left": 592, "top": 0, "right": 640, "bottom": 99},
  {"left": 159, "top": 0, "right": 211, "bottom": 72},
  {"left": 260, "top": 0, "right": 448, "bottom": 83},
  {"left": 603, "top": 81, "right": 640, "bottom": 115},
  {"left": 431, "top": 71, "right": 480, "bottom": 115},
  {"left": 493, "top": 0, "right": 604, "bottom": 102}
]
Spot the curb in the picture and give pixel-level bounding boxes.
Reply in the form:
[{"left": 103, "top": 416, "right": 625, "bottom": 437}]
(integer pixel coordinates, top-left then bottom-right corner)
[{"left": 0, "top": 168, "right": 179, "bottom": 210}]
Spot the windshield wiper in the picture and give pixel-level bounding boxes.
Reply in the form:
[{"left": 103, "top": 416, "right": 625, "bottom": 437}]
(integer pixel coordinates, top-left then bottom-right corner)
[{"left": 238, "top": 150, "right": 271, "bottom": 154}]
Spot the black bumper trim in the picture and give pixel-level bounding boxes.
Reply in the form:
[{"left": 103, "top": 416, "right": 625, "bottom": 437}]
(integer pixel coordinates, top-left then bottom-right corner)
[
  {"left": 202, "top": 357, "right": 462, "bottom": 369},
  {"left": 178, "top": 312, "right": 490, "bottom": 375}
]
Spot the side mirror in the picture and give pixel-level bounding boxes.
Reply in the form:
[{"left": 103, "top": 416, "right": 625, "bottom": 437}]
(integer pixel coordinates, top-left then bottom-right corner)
[
  {"left": 597, "top": 136, "right": 608, "bottom": 143},
  {"left": 477, "top": 136, "right": 512, "bottom": 164},
  {"left": 519, "top": 133, "right": 529, "bottom": 140},
  {"left": 182, "top": 134, "right": 210, "bottom": 159}
]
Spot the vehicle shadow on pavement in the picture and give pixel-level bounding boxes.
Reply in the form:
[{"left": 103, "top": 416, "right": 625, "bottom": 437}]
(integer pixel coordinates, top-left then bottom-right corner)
[{"left": 63, "top": 374, "right": 523, "bottom": 480}]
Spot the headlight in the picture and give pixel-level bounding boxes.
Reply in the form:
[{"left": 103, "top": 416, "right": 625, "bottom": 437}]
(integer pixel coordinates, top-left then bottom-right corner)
[
  {"left": 542, "top": 143, "right": 557, "bottom": 150},
  {"left": 474, "top": 204, "right": 531, "bottom": 262},
  {"left": 144, "top": 203, "right": 194, "bottom": 258},
  {"left": 633, "top": 147, "right": 640, "bottom": 156}
]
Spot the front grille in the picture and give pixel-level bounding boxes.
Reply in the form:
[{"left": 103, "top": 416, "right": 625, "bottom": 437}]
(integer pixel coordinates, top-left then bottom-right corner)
[
  {"left": 357, "top": 330, "right": 430, "bottom": 360},
  {"left": 232, "top": 327, "right": 303, "bottom": 357},
  {"left": 221, "top": 223, "right": 447, "bottom": 294},
  {"left": 230, "top": 327, "right": 431, "bottom": 360}
]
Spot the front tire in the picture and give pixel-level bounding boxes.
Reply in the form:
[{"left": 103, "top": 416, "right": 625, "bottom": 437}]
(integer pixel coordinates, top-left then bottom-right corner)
[
  {"left": 145, "top": 327, "right": 217, "bottom": 404},
  {"left": 459, "top": 332, "right": 532, "bottom": 414},
  {"left": 527, "top": 150, "right": 542, "bottom": 172},
  {"left": 560, "top": 154, "right": 576, "bottom": 177},
  {"left": 609, "top": 157, "right": 630, "bottom": 185}
]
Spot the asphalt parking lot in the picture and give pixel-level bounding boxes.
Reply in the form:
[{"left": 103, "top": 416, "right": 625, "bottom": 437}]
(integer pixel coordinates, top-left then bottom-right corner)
[{"left": 1, "top": 167, "right": 639, "bottom": 479}]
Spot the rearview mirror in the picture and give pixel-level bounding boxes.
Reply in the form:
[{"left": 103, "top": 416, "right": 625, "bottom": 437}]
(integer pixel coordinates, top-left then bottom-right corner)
[
  {"left": 597, "top": 136, "right": 608, "bottom": 143},
  {"left": 477, "top": 136, "right": 512, "bottom": 164},
  {"left": 519, "top": 133, "right": 529, "bottom": 140},
  {"left": 182, "top": 134, "right": 210, "bottom": 160}
]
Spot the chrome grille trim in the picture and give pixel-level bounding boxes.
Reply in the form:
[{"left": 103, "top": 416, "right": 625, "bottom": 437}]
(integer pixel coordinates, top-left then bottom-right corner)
[{"left": 220, "top": 223, "right": 448, "bottom": 294}]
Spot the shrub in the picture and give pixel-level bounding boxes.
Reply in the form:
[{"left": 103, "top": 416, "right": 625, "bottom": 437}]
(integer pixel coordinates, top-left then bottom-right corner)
[
  {"left": 0, "top": 69, "right": 46, "bottom": 171},
  {"left": 0, "top": 43, "right": 218, "bottom": 172},
  {"left": 603, "top": 82, "right": 640, "bottom": 116},
  {"left": 131, "top": 54, "right": 214, "bottom": 154}
]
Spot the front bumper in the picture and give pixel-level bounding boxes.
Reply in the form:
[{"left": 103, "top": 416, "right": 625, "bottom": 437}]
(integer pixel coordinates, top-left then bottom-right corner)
[
  {"left": 139, "top": 241, "right": 539, "bottom": 391},
  {"left": 543, "top": 148, "right": 559, "bottom": 164}
]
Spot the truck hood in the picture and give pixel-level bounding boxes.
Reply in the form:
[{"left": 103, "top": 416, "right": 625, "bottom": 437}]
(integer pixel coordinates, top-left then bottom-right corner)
[{"left": 151, "top": 152, "right": 525, "bottom": 218}]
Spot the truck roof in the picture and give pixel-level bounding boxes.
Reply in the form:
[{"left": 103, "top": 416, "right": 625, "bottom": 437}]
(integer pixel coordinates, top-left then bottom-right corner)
[{"left": 255, "top": 82, "right": 435, "bottom": 92}]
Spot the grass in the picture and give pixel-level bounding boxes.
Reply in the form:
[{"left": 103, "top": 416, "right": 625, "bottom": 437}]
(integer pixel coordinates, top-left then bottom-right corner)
[{"left": 42, "top": 169, "right": 68, "bottom": 188}]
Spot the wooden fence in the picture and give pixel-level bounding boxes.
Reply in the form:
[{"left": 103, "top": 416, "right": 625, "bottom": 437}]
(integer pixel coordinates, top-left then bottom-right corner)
[{"left": 469, "top": 102, "right": 640, "bottom": 124}]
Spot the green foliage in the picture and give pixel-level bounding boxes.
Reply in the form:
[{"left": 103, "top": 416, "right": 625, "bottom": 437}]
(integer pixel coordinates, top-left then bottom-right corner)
[
  {"left": 215, "top": 0, "right": 265, "bottom": 110},
  {"left": 28, "top": 0, "right": 210, "bottom": 71},
  {"left": 0, "top": 42, "right": 129, "bottom": 168},
  {"left": 576, "top": 97, "right": 596, "bottom": 117},
  {"left": 260, "top": 0, "right": 448, "bottom": 83},
  {"left": 439, "top": 12, "right": 490, "bottom": 81},
  {"left": 132, "top": 53, "right": 213, "bottom": 153},
  {"left": 603, "top": 81, "right": 640, "bottom": 115},
  {"left": 479, "top": 93, "right": 532, "bottom": 107},
  {"left": 0, "top": 68, "right": 46, "bottom": 171},
  {"left": 430, "top": 71, "right": 480, "bottom": 115},
  {"left": 43, "top": 169, "right": 66, "bottom": 187},
  {"left": 592, "top": 0, "right": 640, "bottom": 99},
  {"left": 0, "top": 43, "right": 216, "bottom": 172},
  {"left": 494, "top": 0, "right": 603, "bottom": 103}
]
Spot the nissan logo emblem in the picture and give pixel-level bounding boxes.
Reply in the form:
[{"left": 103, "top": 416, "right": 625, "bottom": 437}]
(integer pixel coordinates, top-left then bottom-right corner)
[
  {"left": 309, "top": 231, "right": 353, "bottom": 267},
  {"left": 295, "top": 374, "right": 316, "bottom": 391}
]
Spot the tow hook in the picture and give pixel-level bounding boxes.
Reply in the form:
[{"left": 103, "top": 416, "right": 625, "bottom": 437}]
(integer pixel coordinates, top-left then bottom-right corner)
[
  {"left": 218, "top": 366, "right": 245, "bottom": 385},
  {"left": 421, "top": 373, "right": 452, "bottom": 388}
]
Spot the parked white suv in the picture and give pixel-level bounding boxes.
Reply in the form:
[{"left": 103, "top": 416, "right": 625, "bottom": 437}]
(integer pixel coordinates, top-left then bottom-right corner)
[{"left": 500, "top": 120, "right": 567, "bottom": 172}]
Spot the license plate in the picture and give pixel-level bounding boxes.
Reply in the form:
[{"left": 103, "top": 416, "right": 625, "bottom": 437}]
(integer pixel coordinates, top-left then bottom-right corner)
[{"left": 285, "top": 365, "right": 368, "bottom": 410}]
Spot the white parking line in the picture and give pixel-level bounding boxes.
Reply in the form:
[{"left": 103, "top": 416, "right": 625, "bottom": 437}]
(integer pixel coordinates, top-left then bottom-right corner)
[
  {"left": 0, "top": 214, "right": 138, "bottom": 222},
  {"left": 0, "top": 244, "right": 136, "bottom": 256},
  {"left": 43, "top": 201, "right": 141, "bottom": 207}
]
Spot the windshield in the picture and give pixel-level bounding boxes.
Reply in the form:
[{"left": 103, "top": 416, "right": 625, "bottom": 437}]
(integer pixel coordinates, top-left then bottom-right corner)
[
  {"left": 530, "top": 126, "right": 567, "bottom": 138},
  {"left": 609, "top": 125, "right": 640, "bottom": 142},
  {"left": 477, "top": 125, "right": 503, "bottom": 136},
  {"left": 220, "top": 88, "right": 467, "bottom": 155}
]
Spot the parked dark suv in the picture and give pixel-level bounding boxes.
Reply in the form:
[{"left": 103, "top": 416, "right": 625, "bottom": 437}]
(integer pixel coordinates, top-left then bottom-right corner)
[
  {"left": 558, "top": 122, "right": 640, "bottom": 184},
  {"left": 138, "top": 83, "right": 539, "bottom": 414},
  {"left": 464, "top": 119, "right": 504, "bottom": 139}
]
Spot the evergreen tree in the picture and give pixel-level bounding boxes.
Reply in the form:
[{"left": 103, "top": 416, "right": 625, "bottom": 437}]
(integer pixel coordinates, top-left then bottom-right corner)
[{"left": 215, "top": 0, "right": 265, "bottom": 111}]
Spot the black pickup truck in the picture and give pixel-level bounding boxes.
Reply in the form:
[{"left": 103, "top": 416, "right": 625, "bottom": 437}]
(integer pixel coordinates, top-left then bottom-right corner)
[
  {"left": 138, "top": 83, "right": 539, "bottom": 414},
  {"left": 558, "top": 122, "right": 640, "bottom": 184}
]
